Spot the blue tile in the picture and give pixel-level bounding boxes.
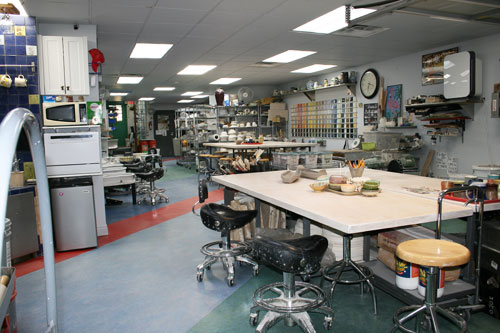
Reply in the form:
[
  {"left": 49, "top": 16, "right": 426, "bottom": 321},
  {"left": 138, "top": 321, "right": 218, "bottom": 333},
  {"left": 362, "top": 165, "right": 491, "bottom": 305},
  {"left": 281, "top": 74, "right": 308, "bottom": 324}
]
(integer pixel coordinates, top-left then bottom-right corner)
[
  {"left": 19, "top": 67, "right": 29, "bottom": 76},
  {"left": 16, "top": 55, "right": 26, "bottom": 64},
  {"left": 26, "top": 26, "right": 36, "bottom": 36},
  {"left": 4, "top": 35, "right": 15, "bottom": 45},
  {"left": 25, "top": 17, "right": 36, "bottom": 26},
  {"left": 0, "top": 101, "right": 6, "bottom": 109},
  {"left": 15, "top": 36, "right": 26, "bottom": 45},
  {"left": 28, "top": 85, "right": 37, "bottom": 94},
  {"left": 16, "top": 45, "right": 26, "bottom": 55},
  {"left": 26, "top": 36, "right": 36, "bottom": 45},
  {"left": 30, "top": 104, "right": 40, "bottom": 114},
  {"left": 0, "top": 46, "right": 4, "bottom": 55},
  {"left": 5, "top": 56, "right": 15, "bottom": 64},
  {"left": 27, "top": 55, "right": 36, "bottom": 64},
  {"left": 8, "top": 95, "right": 18, "bottom": 104},
  {"left": 11, "top": 16, "right": 25, "bottom": 25},
  {"left": 0, "top": 56, "right": 4, "bottom": 65},
  {"left": 5, "top": 45, "right": 15, "bottom": 55},
  {"left": 19, "top": 95, "right": 29, "bottom": 104},
  {"left": 9, "top": 86, "right": 17, "bottom": 94}
]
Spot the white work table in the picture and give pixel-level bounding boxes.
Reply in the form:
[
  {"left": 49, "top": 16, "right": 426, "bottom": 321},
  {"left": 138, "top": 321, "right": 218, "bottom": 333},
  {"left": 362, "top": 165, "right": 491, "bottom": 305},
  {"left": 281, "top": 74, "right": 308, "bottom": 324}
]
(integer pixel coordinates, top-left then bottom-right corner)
[
  {"left": 203, "top": 141, "right": 317, "bottom": 150},
  {"left": 212, "top": 169, "right": 473, "bottom": 234}
]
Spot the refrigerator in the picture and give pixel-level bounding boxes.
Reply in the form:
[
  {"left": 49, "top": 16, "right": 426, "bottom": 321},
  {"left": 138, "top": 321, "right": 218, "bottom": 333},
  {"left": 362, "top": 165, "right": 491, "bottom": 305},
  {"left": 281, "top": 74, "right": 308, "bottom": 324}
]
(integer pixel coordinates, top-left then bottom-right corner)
[{"left": 50, "top": 177, "right": 98, "bottom": 251}]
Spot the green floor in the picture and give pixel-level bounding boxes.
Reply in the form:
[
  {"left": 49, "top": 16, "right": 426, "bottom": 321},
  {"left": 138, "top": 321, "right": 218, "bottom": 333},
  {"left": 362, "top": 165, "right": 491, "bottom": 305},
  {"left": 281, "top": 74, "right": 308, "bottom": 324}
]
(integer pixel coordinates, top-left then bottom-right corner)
[
  {"left": 162, "top": 161, "right": 197, "bottom": 181},
  {"left": 190, "top": 266, "right": 500, "bottom": 333}
]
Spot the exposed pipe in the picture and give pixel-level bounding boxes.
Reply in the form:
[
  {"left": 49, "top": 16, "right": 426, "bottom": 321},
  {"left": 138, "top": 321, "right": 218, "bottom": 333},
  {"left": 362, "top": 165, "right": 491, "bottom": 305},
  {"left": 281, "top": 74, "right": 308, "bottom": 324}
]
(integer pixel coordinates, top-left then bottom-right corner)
[{"left": 0, "top": 108, "right": 57, "bottom": 332}]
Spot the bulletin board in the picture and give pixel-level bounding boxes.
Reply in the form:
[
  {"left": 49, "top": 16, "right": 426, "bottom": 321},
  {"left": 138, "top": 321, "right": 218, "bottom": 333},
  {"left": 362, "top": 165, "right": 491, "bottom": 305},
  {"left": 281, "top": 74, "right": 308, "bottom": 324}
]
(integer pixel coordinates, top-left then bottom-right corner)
[{"left": 363, "top": 103, "right": 379, "bottom": 126}]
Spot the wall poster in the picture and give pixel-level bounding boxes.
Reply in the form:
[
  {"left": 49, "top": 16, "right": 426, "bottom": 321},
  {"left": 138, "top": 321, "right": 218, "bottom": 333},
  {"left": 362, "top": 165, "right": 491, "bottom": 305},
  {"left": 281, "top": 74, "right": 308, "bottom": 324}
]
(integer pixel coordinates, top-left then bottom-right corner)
[
  {"left": 363, "top": 103, "right": 379, "bottom": 126},
  {"left": 385, "top": 84, "right": 402, "bottom": 121},
  {"left": 421, "top": 47, "right": 458, "bottom": 85}
]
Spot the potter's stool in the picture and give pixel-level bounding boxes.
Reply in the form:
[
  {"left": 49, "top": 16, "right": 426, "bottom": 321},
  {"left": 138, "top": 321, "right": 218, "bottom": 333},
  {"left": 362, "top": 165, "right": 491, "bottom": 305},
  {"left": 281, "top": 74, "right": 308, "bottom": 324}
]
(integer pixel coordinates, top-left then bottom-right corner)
[
  {"left": 322, "top": 234, "right": 377, "bottom": 314},
  {"left": 250, "top": 235, "right": 334, "bottom": 333},
  {"left": 392, "top": 239, "right": 470, "bottom": 333},
  {"left": 196, "top": 203, "right": 259, "bottom": 287}
]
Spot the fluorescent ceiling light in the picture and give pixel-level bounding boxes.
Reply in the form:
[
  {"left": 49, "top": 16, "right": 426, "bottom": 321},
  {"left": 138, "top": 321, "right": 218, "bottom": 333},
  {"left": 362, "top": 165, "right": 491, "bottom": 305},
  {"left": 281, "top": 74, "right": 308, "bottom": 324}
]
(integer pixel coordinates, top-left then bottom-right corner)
[
  {"left": 0, "top": 1, "right": 28, "bottom": 16},
  {"left": 139, "top": 97, "right": 155, "bottom": 101},
  {"left": 178, "top": 99, "right": 194, "bottom": 103},
  {"left": 182, "top": 91, "right": 203, "bottom": 96},
  {"left": 263, "top": 50, "right": 316, "bottom": 63},
  {"left": 210, "top": 78, "right": 242, "bottom": 85},
  {"left": 178, "top": 65, "right": 216, "bottom": 75},
  {"left": 153, "top": 87, "right": 176, "bottom": 91},
  {"left": 193, "top": 95, "right": 209, "bottom": 99},
  {"left": 117, "top": 76, "right": 143, "bottom": 84},
  {"left": 130, "top": 43, "right": 173, "bottom": 59},
  {"left": 292, "top": 64, "right": 337, "bottom": 73},
  {"left": 293, "top": 6, "right": 375, "bottom": 34},
  {"left": 110, "top": 92, "right": 129, "bottom": 96}
]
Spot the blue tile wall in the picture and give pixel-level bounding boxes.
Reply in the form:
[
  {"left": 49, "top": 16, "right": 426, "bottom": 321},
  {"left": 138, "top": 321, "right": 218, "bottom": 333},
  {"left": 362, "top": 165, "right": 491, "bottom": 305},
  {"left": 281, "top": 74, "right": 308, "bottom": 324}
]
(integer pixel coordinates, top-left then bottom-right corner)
[{"left": 0, "top": 15, "right": 38, "bottom": 122}]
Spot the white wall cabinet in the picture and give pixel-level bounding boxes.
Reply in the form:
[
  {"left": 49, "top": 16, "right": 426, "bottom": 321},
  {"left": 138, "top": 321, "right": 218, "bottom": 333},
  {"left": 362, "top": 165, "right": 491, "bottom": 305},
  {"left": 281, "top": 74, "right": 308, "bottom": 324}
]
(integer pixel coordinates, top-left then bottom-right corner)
[{"left": 38, "top": 35, "right": 89, "bottom": 96}]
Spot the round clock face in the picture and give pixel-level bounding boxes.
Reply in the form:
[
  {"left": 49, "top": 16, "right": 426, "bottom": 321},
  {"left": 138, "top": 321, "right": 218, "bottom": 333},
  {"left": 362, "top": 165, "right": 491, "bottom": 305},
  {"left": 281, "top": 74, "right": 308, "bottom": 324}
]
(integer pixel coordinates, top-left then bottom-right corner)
[{"left": 360, "top": 69, "right": 379, "bottom": 99}]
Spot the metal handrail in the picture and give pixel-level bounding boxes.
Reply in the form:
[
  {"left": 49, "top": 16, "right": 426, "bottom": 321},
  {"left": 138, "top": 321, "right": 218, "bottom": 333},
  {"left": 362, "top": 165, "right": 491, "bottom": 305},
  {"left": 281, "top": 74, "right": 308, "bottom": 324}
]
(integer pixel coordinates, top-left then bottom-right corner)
[{"left": 0, "top": 108, "right": 57, "bottom": 332}]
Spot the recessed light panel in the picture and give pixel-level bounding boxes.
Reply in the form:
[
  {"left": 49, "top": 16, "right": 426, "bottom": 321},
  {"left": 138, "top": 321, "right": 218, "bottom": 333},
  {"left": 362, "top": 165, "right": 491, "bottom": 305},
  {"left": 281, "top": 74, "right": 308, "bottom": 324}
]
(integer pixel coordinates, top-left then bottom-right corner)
[
  {"left": 178, "top": 65, "right": 216, "bottom": 75},
  {"left": 181, "top": 91, "right": 203, "bottom": 96},
  {"left": 293, "top": 6, "right": 375, "bottom": 34},
  {"left": 210, "top": 78, "right": 242, "bottom": 85},
  {"left": 110, "top": 92, "right": 129, "bottom": 96},
  {"left": 153, "top": 87, "right": 176, "bottom": 91},
  {"left": 177, "top": 99, "right": 195, "bottom": 103},
  {"left": 292, "top": 64, "right": 337, "bottom": 73},
  {"left": 117, "top": 76, "right": 143, "bottom": 84},
  {"left": 139, "top": 97, "right": 155, "bottom": 101},
  {"left": 130, "top": 43, "right": 173, "bottom": 59},
  {"left": 263, "top": 50, "right": 316, "bottom": 63},
  {"left": 193, "top": 95, "right": 209, "bottom": 99}
]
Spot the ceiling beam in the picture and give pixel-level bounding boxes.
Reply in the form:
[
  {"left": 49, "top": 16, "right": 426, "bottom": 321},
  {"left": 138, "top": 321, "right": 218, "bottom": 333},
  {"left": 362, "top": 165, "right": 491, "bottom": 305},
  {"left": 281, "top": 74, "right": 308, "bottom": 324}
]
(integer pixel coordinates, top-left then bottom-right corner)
[
  {"left": 448, "top": 0, "right": 500, "bottom": 8},
  {"left": 395, "top": 7, "right": 500, "bottom": 26},
  {"left": 349, "top": 0, "right": 425, "bottom": 25}
]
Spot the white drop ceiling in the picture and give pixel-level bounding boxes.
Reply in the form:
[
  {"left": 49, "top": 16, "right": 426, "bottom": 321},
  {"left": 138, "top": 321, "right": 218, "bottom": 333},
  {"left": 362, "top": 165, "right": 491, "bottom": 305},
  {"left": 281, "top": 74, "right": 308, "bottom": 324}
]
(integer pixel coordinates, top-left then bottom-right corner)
[{"left": 23, "top": 0, "right": 500, "bottom": 104}]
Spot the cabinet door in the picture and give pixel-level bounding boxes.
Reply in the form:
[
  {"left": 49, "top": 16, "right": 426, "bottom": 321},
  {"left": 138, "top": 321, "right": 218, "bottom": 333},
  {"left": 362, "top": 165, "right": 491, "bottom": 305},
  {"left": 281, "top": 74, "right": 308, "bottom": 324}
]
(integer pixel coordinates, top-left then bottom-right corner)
[
  {"left": 40, "top": 36, "right": 66, "bottom": 95},
  {"left": 63, "top": 36, "right": 90, "bottom": 95}
]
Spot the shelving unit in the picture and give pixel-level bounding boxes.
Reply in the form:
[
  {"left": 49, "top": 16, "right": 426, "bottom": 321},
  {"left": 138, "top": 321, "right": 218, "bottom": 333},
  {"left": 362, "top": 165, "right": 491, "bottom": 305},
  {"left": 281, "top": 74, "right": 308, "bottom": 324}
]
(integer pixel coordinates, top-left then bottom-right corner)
[
  {"left": 290, "top": 96, "right": 358, "bottom": 139},
  {"left": 281, "top": 83, "right": 356, "bottom": 102},
  {"left": 405, "top": 97, "right": 484, "bottom": 143}
]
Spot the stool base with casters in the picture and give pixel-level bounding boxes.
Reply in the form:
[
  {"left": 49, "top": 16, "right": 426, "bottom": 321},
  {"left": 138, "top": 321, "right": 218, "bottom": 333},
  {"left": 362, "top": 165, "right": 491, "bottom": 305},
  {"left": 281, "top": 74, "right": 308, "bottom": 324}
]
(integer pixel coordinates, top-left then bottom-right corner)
[
  {"left": 322, "top": 234, "right": 377, "bottom": 315},
  {"left": 250, "top": 235, "right": 333, "bottom": 333},
  {"left": 196, "top": 237, "right": 259, "bottom": 287},
  {"left": 392, "top": 239, "right": 470, "bottom": 333}
]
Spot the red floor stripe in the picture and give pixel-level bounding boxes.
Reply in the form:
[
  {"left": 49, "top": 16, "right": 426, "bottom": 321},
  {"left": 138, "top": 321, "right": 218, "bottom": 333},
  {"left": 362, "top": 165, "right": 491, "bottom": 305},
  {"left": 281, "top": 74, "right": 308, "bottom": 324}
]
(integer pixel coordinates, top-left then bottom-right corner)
[{"left": 14, "top": 188, "right": 224, "bottom": 277}]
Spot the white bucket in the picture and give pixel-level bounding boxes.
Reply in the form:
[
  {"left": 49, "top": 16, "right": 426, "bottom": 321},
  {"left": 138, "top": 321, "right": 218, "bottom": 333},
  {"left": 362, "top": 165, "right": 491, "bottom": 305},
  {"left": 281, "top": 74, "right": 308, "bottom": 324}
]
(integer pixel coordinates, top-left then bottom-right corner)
[
  {"left": 395, "top": 257, "right": 419, "bottom": 290},
  {"left": 418, "top": 266, "right": 444, "bottom": 298}
]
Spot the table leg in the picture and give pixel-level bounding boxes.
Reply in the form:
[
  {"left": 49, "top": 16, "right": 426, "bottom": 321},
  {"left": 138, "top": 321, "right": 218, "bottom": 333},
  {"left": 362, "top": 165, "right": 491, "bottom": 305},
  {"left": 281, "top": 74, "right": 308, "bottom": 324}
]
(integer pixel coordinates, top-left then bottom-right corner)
[
  {"left": 224, "top": 187, "right": 235, "bottom": 205},
  {"left": 463, "top": 214, "right": 476, "bottom": 283},
  {"left": 363, "top": 234, "right": 371, "bottom": 262},
  {"left": 302, "top": 218, "right": 310, "bottom": 236},
  {"left": 255, "top": 199, "right": 261, "bottom": 228},
  {"left": 132, "top": 183, "right": 137, "bottom": 205}
]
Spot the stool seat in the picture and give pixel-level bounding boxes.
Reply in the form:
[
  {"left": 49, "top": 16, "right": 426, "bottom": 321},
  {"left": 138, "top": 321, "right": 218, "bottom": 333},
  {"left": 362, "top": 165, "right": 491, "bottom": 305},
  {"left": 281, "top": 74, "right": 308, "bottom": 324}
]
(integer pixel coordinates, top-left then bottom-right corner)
[
  {"left": 396, "top": 239, "right": 470, "bottom": 268},
  {"left": 201, "top": 203, "right": 257, "bottom": 232},
  {"left": 135, "top": 168, "right": 164, "bottom": 182},
  {"left": 252, "top": 235, "right": 327, "bottom": 274}
]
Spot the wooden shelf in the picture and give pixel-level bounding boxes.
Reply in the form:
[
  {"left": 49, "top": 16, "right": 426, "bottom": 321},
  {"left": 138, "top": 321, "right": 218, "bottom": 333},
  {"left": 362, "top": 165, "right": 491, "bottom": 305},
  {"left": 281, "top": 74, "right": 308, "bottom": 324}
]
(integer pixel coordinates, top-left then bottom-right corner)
[
  {"left": 385, "top": 126, "right": 417, "bottom": 129},
  {"left": 405, "top": 97, "right": 484, "bottom": 111},
  {"left": 281, "top": 83, "right": 356, "bottom": 101}
]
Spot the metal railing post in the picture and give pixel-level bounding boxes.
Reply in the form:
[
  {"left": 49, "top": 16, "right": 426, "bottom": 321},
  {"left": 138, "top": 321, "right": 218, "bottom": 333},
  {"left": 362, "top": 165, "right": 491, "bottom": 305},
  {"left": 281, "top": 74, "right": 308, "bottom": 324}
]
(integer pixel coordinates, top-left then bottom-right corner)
[{"left": 0, "top": 108, "right": 57, "bottom": 332}]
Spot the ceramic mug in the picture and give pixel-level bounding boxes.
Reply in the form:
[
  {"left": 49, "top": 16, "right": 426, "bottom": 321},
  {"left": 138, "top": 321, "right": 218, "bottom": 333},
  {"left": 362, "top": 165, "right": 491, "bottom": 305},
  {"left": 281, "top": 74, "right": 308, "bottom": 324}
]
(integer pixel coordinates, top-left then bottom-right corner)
[
  {"left": 0, "top": 74, "right": 12, "bottom": 88},
  {"left": 14, "top": 74, "right": 27, "bottom": 87}
]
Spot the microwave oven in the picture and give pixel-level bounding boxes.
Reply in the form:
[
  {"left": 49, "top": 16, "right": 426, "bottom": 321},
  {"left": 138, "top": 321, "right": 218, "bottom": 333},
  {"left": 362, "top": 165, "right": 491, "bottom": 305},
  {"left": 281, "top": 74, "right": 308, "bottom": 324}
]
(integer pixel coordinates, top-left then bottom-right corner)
[{"left": 42, "top": 102, "right": 88, "bottom": 126}]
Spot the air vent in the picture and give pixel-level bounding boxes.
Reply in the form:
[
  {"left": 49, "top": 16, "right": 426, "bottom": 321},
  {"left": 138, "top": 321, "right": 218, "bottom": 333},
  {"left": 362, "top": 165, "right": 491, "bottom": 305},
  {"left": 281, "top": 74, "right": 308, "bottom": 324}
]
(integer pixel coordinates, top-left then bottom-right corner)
[
  {"left": 250, "top": 62, "right": 280, "bottom": 68},
  {"left": 332, "top": 25, "right": 389, "bottom": 38}
]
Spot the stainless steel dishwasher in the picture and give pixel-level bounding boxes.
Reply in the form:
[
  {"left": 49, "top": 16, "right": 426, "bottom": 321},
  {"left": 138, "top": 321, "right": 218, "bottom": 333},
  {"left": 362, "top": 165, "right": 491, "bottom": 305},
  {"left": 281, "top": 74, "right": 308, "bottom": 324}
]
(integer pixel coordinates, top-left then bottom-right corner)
[{"left": 49, "top": 177, "right": 97, "bottom": 251}]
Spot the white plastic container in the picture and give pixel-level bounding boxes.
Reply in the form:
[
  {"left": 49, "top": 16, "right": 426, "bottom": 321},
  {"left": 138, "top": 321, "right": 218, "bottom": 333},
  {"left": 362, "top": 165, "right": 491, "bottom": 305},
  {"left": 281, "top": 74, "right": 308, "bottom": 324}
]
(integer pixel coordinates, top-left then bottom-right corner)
[
  {"left": 418, "top": 266, "right": 444, "bottom": 298},
  {"left": 472, "top": 165, "right": 500, "bottom": 179},
  {"left": 395, "top": 257, "right": 419, "bottom": 290}
]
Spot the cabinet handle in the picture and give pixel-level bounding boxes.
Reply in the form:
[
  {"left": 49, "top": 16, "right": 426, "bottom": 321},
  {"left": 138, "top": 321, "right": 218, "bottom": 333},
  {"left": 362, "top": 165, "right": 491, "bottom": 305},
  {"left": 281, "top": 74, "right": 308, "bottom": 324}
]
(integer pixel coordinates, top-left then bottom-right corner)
[
  {"left": 67, "top": 86, "right": 70, "bottom": 91},
  {"left": 61, "top": 86, "right": 64, "bottom": 91}
]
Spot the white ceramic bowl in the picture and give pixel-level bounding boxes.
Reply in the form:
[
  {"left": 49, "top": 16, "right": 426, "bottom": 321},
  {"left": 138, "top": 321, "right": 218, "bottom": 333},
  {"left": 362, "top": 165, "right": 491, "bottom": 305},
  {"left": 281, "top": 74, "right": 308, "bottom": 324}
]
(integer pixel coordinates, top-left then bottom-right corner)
[{"left": 341, "top": 184, "right": 356, "bottom": 193}]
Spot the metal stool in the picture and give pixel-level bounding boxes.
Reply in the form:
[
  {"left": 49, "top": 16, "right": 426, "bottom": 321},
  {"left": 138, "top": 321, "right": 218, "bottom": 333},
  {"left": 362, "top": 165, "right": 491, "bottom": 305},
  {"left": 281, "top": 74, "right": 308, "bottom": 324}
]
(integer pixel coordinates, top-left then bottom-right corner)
[
  {"left": 196, "top": 203, "right": 259, "bottom": 287},
  {"left": 135, "top": 168, "right": 169, "bottom": 205},
  {"left": 249, "top": 235, "right": 334, "bottom": 333},
  {"left": 392, "top": 239, "right": 470, "bottom": 332},
  {"left": 321, "top": 234, "right": 377, "bottom": 315}
]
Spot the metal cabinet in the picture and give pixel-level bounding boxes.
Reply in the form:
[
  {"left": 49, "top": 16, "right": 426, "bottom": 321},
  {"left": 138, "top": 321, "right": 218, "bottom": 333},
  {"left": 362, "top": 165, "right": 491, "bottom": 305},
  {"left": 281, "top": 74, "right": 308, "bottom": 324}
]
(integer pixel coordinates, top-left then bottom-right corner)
[{"left": 38, "top": 35, "right": 90, "bottom": 96}]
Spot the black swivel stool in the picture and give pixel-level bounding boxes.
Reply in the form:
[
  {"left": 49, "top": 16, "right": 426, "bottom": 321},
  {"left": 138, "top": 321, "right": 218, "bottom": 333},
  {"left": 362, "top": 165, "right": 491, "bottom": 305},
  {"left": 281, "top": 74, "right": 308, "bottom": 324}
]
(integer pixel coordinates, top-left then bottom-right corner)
[
  {"left": 321, "top": 234, "right": 377, "bottom": 315},
  {"left": 249, "top": 235, "right": 334, "bottom": 333},
  {"left": 197, "top": 203, "right": 259, "bottom": 287},
  {"left": 135, "top": 167, "right": 168, "bottom": 205}
]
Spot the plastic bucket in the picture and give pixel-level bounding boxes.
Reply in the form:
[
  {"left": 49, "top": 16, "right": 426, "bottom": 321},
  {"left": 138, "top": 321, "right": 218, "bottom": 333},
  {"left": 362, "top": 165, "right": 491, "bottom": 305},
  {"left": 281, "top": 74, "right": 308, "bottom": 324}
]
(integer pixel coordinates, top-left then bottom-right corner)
[
  {"left": 140, "top": 140, "right": 149, "bottom": 152},
  {"left": 395, "top": 256, "right": 418, "bottom": 290},
  {"left": 148, "top": 140, "right": 157, "bottom": 148}
]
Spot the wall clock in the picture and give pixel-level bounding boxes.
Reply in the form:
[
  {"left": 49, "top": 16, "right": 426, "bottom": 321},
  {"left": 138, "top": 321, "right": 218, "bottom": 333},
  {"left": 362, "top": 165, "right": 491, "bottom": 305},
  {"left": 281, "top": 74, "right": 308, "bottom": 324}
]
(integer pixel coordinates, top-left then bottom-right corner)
[{"left": 360, "top": 68, "right": 380, "bottom": 99}]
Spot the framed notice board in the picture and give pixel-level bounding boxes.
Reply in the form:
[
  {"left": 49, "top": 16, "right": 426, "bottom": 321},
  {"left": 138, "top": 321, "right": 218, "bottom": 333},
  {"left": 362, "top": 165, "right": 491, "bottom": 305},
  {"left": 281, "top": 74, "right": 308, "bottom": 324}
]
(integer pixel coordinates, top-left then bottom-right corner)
[{"left": 364, "top": 103, "right": 378, "bottom": 126}]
